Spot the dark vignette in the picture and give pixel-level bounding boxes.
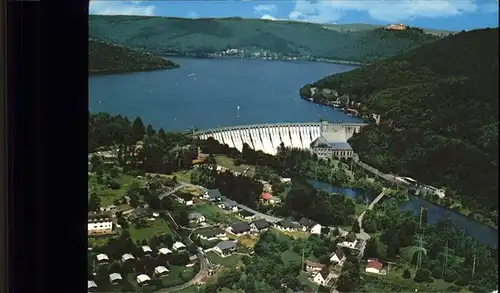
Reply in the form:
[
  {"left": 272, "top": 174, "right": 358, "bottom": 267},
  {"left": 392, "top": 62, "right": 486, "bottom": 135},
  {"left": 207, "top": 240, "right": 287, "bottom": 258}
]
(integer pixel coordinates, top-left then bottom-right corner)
[{"left": 8, "top": 1, "right": 89, "bottom": 293}]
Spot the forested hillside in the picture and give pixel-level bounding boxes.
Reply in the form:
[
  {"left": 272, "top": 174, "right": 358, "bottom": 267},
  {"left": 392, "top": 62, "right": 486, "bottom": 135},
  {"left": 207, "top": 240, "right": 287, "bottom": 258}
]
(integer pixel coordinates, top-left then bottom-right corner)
[
  {"left": 89, "top": 15, "right": 442, "bottom": 63},
  {"left": 300, "top": 28, "right": 499, "bottom": 224},
  {"left": 89, "top": 39, "right": 179, "bottom": 75}
]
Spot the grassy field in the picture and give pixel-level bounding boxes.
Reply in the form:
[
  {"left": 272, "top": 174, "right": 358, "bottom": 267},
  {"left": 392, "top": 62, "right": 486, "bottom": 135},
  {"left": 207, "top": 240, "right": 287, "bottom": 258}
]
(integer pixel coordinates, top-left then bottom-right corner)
[
  {"left": 161, "top": 265, "right": 195, "bottom": 287},
  {"left": 128, "top": 218, "right": 174, "bottom": 242},
  {"left": 270, "top": 228, "right": 310, "bottom": 239},
  {"left": 88, "top": 173, "right": 136, "bottom": 207},
  {"left": 194, "top": 204, "right": 239, "bottom": 224},
  {"left": 281, "top": 248, "right": 318, "bottom": 263},
  {"left": 214, "top": 155, "right": 256, "bottom": 176},
  {"left": 206, "top": 251, "right": 243, "bottom": 268},
  {"left": 171, "top": 169, "right": 193, "bottom": 183},
  {"left": 237, "top": 234, "right": 259, "bottom": 249},
  {"left": 180, "top": 186, "right": 202, "bottom": 196}
]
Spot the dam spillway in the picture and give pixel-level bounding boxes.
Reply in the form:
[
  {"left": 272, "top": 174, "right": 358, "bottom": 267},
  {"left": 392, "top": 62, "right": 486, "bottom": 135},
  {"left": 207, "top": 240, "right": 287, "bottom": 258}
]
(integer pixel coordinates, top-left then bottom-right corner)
[{"left": 197, "top": 122, "right": 367, "bottom": 155}]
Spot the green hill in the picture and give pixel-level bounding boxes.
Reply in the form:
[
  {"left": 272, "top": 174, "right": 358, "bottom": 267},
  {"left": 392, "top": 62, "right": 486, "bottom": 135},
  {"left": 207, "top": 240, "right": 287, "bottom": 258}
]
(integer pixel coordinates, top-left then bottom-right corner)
[
  {"left": 89, "top": 39, "right": 179, "bottom": 75},
  {"left": 300, "top": 28, "right": 499, "bottom": 225},
  {"left": 89, "top": 15, "right": 442, "bottom": 63}
]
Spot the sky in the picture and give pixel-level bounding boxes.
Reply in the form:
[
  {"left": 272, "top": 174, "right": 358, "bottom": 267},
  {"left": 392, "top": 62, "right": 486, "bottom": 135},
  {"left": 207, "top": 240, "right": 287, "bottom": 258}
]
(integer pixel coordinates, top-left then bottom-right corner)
[{"left": 89, "top": 0, "right": 499, "bottom": 31}]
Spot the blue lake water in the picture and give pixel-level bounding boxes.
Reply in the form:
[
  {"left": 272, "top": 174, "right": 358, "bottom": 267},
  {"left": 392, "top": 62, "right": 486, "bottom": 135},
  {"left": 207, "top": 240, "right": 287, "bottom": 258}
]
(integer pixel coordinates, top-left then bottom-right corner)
[
  {"left": 89, "top": 57, "right": 362, "bottom": 132},
  {"left": 306, "top": 179, "right": 498, "bottom": 249}
]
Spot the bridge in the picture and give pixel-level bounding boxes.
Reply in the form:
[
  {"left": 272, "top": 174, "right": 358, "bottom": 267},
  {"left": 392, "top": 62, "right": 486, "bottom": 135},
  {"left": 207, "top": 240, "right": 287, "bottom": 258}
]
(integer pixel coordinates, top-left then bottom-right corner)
[{"left": 196, "top": 122, "right": 368, "bottom": 155}]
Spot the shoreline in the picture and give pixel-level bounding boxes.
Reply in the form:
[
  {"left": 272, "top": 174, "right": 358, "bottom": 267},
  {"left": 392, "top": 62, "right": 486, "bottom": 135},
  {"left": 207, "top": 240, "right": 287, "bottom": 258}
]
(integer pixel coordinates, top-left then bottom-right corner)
[{"left": 158, "top": 52, "right": 365, "bottom": 66}]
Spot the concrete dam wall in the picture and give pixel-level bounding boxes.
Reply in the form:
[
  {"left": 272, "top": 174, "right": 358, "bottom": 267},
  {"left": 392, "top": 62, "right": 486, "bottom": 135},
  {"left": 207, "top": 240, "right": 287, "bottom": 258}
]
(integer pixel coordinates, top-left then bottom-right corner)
[{"left": 196, "top": 122, "right": 367, "bottom": 155}]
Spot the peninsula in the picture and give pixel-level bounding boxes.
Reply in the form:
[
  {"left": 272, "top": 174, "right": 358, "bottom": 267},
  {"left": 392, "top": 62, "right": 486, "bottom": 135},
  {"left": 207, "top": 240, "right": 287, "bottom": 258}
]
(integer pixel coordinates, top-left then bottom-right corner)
[
  {"left": 89, "top": 39, "right": 179, "bottom": 75},
  {"left": 300, "top": 28, "right": 499, "bottom": 228}
]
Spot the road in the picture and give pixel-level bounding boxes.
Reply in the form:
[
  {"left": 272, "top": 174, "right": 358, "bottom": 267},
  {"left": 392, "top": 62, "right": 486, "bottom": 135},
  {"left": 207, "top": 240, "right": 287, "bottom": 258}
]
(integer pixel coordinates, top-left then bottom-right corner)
[
  {"left": 356, "top": 189, "right": 385, "bottom": 242},
  {"left": 158, "top": 183, "right": 190, "bottom": 200},
  {"left": 353, "top": 158, "right": 416, "bottom": 192}
]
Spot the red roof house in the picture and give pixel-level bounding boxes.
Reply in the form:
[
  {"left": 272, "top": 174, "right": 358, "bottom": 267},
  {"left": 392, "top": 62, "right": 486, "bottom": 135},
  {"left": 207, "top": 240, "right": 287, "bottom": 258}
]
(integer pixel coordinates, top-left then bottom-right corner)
[
  {"left": 261, "top": 193, "right": 273, "bottom": 200},
  {"left": 365, "top": 260, "right": 383, "bottom": 274}
]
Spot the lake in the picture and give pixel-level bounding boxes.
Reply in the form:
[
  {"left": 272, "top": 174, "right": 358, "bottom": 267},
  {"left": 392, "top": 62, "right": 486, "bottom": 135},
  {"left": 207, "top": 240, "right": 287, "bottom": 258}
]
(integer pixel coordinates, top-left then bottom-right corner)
[
  {"left": 89, "top": 57, "right": 362, "bottom": 132},
  {"left": 306, "top": 179, "right": 498, "bottom": 249}
]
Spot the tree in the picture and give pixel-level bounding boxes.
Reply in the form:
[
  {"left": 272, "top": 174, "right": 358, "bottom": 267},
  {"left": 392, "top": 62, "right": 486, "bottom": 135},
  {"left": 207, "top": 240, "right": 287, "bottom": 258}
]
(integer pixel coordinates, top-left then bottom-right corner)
[
  {"left": 414, "top": 268, "right": 431, "bottom": 283},
  {"left": 402, "top": 269, "right": 411, "bottom": 279},
  {"left": 352, "top": 220, "right": 361, "bottom": 233},
  {"left": 132, "top": 117, "right": 146, "bottom": 142},
  {"left": 146, "top": 124, "right": 156, "bottom": 136},
  {"left": 88, "top": 193, "right": 101, "bottom": 212},
  {"left": 363, "top": 238, "right": 378, "bottom": 260}
]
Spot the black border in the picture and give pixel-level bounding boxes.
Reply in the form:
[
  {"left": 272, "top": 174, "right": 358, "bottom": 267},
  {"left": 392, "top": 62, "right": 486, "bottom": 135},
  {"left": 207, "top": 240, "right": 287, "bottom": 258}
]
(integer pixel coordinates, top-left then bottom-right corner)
[{"left": 8, "top": 1, "right": 88, "bottom": 293}]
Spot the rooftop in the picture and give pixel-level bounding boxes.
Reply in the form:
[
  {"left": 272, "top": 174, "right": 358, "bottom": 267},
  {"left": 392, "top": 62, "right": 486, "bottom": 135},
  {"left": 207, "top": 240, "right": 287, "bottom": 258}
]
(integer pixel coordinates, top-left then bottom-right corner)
[
  {"left": 261, "top": 192, "right": 273, "bottom": 200},
  {"left": 216, "top": 240, "right": 237, "bottom": 250},
  {"left": 298, "top": 217, "right": 318, "bottom": 228},
  {"left": 311, "top": 136, "right": 352, "bottom": 150},
  {"left": 252, "top": 219, "right": 270, "bottom": 229},
  {"left": 305, "top": 260, "right": 326, "bottom": 268},
  {"left": 158, "top": 248, "right": 172, "bottom": 255},
  {"left": 208, "top": 189, "right": 222, "bottom": 198},
  {"left": 277, "top": 219, "right": 299, "bottom": 229},
  {"left": 136, "top": 274, "right": 151, "bottom": 283},
  {"left": 230, "top": 221, "right": 251, "bottom": 233},
  {"left": 188, "top": 212, "right": 204, "bottom": 220},
  {"left": 109, "top": 273, "right": 122, "bottom": 281},
  {"left": 239, "top": 210, "right": 254, "bottom": 217}
]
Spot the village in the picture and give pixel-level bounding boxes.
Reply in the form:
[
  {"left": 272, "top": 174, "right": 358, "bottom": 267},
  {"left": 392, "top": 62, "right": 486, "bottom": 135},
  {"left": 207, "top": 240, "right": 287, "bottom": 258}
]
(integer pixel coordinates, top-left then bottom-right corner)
[{"left": 88, "top": 149, "right": 390, "bottom": 293}]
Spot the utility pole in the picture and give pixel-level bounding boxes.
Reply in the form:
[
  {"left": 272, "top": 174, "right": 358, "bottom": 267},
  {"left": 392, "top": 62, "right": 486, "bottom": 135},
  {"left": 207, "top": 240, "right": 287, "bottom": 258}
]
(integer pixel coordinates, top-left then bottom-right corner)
[
  {"left": 472, "top": 254, "right": 477, "bottom": 280},
  {"left": 440, "top": 241, "right": 453, "bottom": 276}
]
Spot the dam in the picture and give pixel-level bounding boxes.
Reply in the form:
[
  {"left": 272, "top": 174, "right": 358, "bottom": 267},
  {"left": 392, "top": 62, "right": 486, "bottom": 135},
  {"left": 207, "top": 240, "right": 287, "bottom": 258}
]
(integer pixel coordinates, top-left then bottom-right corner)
[{"left": 196, "top": 122, "right": 368, "bottom": 155}]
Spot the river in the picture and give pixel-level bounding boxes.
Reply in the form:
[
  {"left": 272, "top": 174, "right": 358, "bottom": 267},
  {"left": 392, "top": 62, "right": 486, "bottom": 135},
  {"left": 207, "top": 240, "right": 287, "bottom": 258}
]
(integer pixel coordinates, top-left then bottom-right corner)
[
  {"left": 306, "top": 179, "right": 498, "bottom": 250},
  {"left": 88, "top": 57, "right": 362, "bottom": 132}
]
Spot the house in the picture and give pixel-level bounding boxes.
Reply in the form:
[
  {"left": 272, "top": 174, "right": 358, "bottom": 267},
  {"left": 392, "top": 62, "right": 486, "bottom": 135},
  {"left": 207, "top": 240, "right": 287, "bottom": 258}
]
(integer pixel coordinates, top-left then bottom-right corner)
[
  {"left": 298, "top": 217, "right": 322, "bottom": 235},
  {"left": 158, "top": 248, "right": 173, "bottom": 255},
  {"left": 218, "top": 200, "right": 239, "bottom": 212},
  {"left": 172, "top": 241, "right": 187, "bottom": 252},
  {"left": 312, "top": 268, "right": 330, "bottom": 286},
  {"left": 304, "top": 260, "right": 326, "bottom": 273},
  {"left": 329, "top": 247, "right": 346, "bottom": 265},
  {"left": 365, "top": 259, "right": 383, "bottom": 274},
  {"left": 275, "top": 219, "right": 299, "bottom": 231},
  {"left": 126, "top": 208, "right": 152, "bottom": 221},
  {"left": 204, "top": 189, "right": 222, "bottom": 202},
  {"left": 213, "top": 240, "right": 237, "bottom": 257},
  {"left": 142, "top": 246, "right": 153, "bottom": 255},
  {"left": 339, "top": 233, "right": 358, "bottom": 249},
  {"left": 154, "top": 266, "right": 169, "bottom": 277},
  {"left": 188, "top": 212, "right": 206, "bottom": 224},
  {"left": 136, "top": 274, "right": 151, "bottom": 286},
  {"left": 238, "top": 210, "right": 256, "bottom": 221},
  {"left": 281, "top": 178, "right": 291, "bottom": 183},
  {"left": 96, "top": 253, "right": 109, "bottom": 264},
  {"left": 177, "top": 193, "right": 194, "bottom": 206},
  {"left": 109, "top": 273, "right": 123, "bottom": 285},
  {"left": 250, "top": 219, "right": 270, "bottom": 232},
  {"left": 100, "top": 205, "right": 117, "bottom": 213},
  {"left": 121, "top": 253, "right": 135, "bottom": 263},
  {"left": 88, "top": 280, "right": 97, "bottom": 292},
  {"left": 186, "top": 255, "right": 198, "bottom": 267},
  {"left": 88, "top": 214, "right": 114, "bottom": 236},
  {"left": 228, "top": 221, "right": 251, "bottom": 236},
  {"left": 197, "top": 228, "right": 226, "bottom": 241},
  {"left": 261, "top": 192, "right": 273, "bottom": 204}
]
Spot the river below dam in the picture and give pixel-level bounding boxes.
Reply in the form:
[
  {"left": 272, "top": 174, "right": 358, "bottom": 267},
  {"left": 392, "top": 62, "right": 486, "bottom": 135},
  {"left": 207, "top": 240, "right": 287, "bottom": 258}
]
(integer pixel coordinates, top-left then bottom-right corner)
[
  {"left": 306, "top": 179, "right": 498, "bottom": 250},
  {"left": 89, "top": 57, "right": 362, "bottom": 132}
]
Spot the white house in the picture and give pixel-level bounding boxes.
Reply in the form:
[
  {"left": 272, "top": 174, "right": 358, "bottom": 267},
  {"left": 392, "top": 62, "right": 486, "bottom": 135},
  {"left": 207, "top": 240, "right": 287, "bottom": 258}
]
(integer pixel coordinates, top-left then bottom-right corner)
[
  {"left": 365, "top": 259, "right": 383, "bottom": 274},
  {"left": 298, "top": 217, "right": 322, "bottom": 235},
  {"left": 154, "top": 266, "right": 169, "bottom": 277},
  {"left": 177, "top": 193, "right": 194, "bottom": 206},
  {"left": 304, "top": 260, "right": 326, "bottom": 273},
  {"left": 109, "top": 273, "right": 123, "bottom": 285},
  {"left": 88, "top": 280, "right": 97, "bottom": 291},
  {"left": 213, "top": 240, "right": 237, "bottom": 257},
  {"left": 228, "top": 222, "right": 251, "bottom": 236},
  {"left": 218, "top": 200, "right": 239, "bottom": 212},
  {"left": 274, "top": 219, "right": 299, "bottom": 231},
  {"left": 188, "top": 212, "right": 206, "bottom": 224},
  {"left": 281, "top": 178, "right": 291, "bottom": 183},
  {"left": 136, "top": 274, "right": 151, "bottom": 286},
  {"left": 99, "top": 205, "right": 117, "bottom": 213},
  {"left": 238, "top": 210, "right": 256, "bottom": 221},
  {"left": 121, "top": 253, "right": 135, "bottom": 263},
  {"left": 88, "top": 214, "right": 114, "bottom": 236},
  {"left": 329, "top": 248, "right": 346, "bottom": 265},
  {"left": 312, "top": 269, "right": 330, "bottom": 286},
  {"left": 197, "top": 228, "right": 226, "bottom": 241},
  {"left": 250, "top": 219, "right": 270, "bottom": 232},
  {"left": 142, "top": 246, "right": 153, "bottom": 255},
  {"left": 96, "top": 253, "right": 109, "bottom": 264},
  {"left": 158, "top": 247, "right": 173, "bottom": 255},
  {"left": 172, "top": 241, "right": 186, "bottom": 252}
]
